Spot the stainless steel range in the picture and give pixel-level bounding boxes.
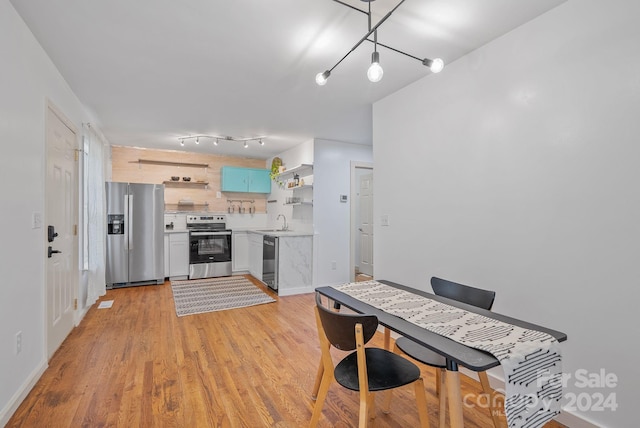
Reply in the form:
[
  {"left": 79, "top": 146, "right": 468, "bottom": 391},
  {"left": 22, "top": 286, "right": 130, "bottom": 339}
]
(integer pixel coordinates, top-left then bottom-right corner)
[{"left": 186, "top": 214, "right": 232, "bottom": 279}]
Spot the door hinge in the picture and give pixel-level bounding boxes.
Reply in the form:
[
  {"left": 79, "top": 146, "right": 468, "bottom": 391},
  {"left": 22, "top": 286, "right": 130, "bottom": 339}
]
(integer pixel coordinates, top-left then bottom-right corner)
[
  {"left": 74, "top": 224, "right": 78, "bottom": 236},
  {"left": 74, "top": 150, "right": 79, "bottom": 161},
  {"left": 74, "top": 298, "right": 78, "bottom": 310}
]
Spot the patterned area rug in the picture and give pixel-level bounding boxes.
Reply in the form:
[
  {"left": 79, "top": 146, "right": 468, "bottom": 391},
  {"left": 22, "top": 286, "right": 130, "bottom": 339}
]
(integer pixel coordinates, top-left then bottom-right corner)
[{"left": 170, "top": 276, "right": 275, "bottom": 317}]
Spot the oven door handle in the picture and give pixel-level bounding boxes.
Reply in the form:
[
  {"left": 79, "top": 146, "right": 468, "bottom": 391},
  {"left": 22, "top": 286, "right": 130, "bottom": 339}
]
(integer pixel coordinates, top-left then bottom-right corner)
[{"left": 190, "top": 231, "right": 231, "bottom": 236}]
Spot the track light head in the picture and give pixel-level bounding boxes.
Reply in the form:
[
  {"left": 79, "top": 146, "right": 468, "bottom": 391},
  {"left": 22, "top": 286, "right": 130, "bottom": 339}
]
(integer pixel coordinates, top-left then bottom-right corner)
[
  {"left": 195, "top": 137, "right": 200, "bottom": 144},
  {"left": 367, "top": 51, "right": 383, "bottom": 82},
  {"left": 259, "top": 139, "right": 264, "bottom": 146},
  {"left": 214, "top": 138, "right": 218, "bottom": 146},
  {"left": 422, "top": 57, "right": 444, "bottom": 73},
  {"left": 315, "top": 70, "right": 331, "bottom": 86},
  {"left": 180, "top": 139, "right": 184, "bottom": 147},
  {"left": 243, "top": 141, "right": 248, "bottom": 148}
]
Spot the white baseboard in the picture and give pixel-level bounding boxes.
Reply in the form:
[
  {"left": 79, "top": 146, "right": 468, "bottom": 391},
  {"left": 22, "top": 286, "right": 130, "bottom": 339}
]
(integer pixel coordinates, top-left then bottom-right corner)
[
  {"left": 277, "top": 285, "right": 315, "bottom": 296},
  {"left": 0, "top": 358, "right": 48, "bottom": 427}
]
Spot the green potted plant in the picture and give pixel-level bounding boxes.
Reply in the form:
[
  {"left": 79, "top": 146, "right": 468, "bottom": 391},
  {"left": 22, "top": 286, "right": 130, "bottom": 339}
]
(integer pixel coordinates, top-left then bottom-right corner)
[{"left": 270, "top": 157, "right": 284, "bottom": 187}]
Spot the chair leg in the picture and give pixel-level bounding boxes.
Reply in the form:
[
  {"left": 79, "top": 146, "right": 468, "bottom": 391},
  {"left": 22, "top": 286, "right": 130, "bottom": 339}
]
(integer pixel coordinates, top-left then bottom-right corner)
[
  {"left": 382, "top": 341, "right": 402, "bottom": 413},
  {"left": 358, "top": 391, "right": 370, "bottom": 428},
  {"left": 309, "top": 372, "right": 331, "bottom": 428},
  {"left": 368, "top": 392, "right": 376, "bottom": 421},
  {"left": 478, "top": 371, "right": 503, "bottom": 428},
  {"left": 414, "top": 377, "right": 431, "bottom": 428},
  {"left": 311, "top": 359, "right": 324, "bottom": 399},
  {"left": 438, "top": 368, "right": 447, "bottom": 428}
]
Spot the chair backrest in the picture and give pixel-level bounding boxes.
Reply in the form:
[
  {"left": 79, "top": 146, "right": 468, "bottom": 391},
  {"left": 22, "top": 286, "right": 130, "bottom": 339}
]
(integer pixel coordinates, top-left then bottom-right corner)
[
  {"left": 430, "top": 276, "right": 495, "bottom": 310},
  {"left": 315, "top": 293, "right": 378, "bottom": 351}
]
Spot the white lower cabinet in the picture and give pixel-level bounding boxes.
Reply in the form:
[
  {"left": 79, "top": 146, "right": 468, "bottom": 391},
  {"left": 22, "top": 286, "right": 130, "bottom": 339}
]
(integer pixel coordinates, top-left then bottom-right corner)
[
  {"left": 232, "top": 231, "right": 249, "bottom": 272},
  {"left": 165, "top": 232, "right": 189, "bottom": 279},
  {"left": 248, "top": 232, "right": 263, "bottom": 281}
]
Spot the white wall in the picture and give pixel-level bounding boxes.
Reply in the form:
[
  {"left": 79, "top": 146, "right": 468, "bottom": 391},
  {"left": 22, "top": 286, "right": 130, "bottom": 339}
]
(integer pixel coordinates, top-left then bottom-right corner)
[
  {"left": 314, "top": 139, "right": 373, "bottom": 286},
  {"left": 0, "top": 1, "right": 100, "bottom": 424},
  {"left": 373, "top": 1, "right": 638, "bottom": 426}
]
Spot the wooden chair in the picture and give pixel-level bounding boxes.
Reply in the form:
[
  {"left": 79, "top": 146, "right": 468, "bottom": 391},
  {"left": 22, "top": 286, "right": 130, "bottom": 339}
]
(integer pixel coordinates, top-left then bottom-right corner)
[
  {"left": 310, "top": 293, "right": 431, "bottom": 428},
  {"left": 393, "top": 277, "right": 500, "bottom": 428}
]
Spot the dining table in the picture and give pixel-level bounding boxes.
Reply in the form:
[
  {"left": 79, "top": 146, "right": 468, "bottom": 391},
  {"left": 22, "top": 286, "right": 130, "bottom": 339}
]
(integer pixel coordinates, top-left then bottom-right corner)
[{"left": 314, "top": 280, "right": 568, "bottom": 428}]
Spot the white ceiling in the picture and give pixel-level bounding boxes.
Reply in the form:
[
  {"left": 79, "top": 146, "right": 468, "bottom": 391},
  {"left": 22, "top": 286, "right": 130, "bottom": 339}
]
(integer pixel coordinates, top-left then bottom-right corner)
[{"left": 12, "top": 0, "right": 565, "bottom": 159}]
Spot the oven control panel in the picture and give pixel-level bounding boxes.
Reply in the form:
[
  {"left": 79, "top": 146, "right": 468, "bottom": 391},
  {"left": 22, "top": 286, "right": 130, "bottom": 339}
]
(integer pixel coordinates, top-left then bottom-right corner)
[{"left": 186, "top": 215, "right": 227, "bottom": 224}]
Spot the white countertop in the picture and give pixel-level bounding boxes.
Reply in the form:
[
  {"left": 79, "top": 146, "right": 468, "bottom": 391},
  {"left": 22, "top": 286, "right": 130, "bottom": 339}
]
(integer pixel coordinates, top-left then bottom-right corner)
[{"left": 235, "top": 228, "right": 313, "bottom": 237}]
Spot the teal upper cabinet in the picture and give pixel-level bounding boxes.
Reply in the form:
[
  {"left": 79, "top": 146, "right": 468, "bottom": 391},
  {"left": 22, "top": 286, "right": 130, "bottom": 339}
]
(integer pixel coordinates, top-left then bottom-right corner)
[{"left": 221, "top": 166, "right": 271, "bottom": 193}]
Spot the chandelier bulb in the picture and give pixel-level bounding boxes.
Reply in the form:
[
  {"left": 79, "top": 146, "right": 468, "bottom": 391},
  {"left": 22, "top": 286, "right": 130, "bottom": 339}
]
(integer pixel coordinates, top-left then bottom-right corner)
[
  {"left": 316, "top": 70, "right": 331, "bottom": 86},
  {"left": 423, "top": 57, "right": 444, "bottom": 73},
  {"left": 367, "top": 51, "right": 383, "bottom": 83}
]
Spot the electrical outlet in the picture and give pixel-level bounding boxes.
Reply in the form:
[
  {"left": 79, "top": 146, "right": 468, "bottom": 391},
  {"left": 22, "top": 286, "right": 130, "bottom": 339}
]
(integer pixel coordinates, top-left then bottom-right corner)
[
  {"left": 331, "top": 261, "right": 337, "bottom": 270},
  {"left": 16, "top": 331, "right": 22, "bottom": 355}
]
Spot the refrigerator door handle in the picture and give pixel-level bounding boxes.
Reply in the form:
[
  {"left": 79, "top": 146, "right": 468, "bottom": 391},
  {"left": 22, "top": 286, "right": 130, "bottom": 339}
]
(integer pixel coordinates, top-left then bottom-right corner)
[{"left": 127, "top": 194, "right": 134, "bottom": 250}]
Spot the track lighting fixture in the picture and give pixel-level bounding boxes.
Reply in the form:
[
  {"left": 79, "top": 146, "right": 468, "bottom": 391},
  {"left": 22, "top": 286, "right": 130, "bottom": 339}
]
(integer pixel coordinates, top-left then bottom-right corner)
[
  {"left": 177, "top": 134, "right": 267, "bottom": 149},
  {"left": 316, "top": 0, "right": 444, "bottom": 85}
]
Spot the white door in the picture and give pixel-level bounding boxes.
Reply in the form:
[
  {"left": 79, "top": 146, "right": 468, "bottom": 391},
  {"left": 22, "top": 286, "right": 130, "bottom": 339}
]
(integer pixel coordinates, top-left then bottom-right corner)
[
  {"left": 358, "top": 173, "right": 373, "bottom": 276},
  {"left": 46, "top": 105, "right": 77, "bottom": 359}
]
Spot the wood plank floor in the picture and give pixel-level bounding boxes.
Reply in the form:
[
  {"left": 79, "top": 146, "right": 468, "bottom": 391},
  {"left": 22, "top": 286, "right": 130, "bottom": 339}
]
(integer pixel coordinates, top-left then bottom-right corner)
[{"left": 8, "top": 276, "right": 565, "bottom": 427}]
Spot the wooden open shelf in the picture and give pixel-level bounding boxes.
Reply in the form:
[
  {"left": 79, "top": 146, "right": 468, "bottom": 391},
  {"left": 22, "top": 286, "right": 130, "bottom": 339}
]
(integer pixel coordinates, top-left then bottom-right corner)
[
  {"left": 134, "top": 159, "right": 209, "bottom": 168},
  {"left": 163, "top": 181, "right": 209, "bottom": 188}
]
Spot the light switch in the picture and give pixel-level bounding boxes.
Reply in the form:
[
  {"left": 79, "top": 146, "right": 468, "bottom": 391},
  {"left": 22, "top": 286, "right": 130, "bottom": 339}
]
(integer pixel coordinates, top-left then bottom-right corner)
[
  {"left": 381, "top": 215, "right": 389, "bottom": 226},
  {"left": 32, "top": 212, "right": 42, "bottom": 229}
]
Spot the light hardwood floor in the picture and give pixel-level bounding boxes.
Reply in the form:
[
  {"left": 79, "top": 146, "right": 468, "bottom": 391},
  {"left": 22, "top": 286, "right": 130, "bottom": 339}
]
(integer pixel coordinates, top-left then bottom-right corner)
[{"left": 8, "top": 276, "right": 565, "bottom": 427}]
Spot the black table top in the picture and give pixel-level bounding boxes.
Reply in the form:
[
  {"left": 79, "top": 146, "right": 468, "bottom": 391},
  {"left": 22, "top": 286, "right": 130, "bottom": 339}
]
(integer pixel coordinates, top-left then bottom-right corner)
[{"left": 316, "top": 280, "right": 567, "bottom": 372}]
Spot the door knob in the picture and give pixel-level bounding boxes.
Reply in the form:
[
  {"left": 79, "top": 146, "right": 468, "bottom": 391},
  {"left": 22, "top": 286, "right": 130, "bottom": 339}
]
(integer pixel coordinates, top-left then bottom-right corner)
[{"left": 48, "top": 246, "right": 62, "bottom": 258}]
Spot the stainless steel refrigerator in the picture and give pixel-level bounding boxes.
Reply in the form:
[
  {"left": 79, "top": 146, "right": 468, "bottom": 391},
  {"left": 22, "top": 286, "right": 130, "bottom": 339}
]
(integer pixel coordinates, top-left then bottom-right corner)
[{"left": 105, "top": 182, "right": 165, "bottom": 288}]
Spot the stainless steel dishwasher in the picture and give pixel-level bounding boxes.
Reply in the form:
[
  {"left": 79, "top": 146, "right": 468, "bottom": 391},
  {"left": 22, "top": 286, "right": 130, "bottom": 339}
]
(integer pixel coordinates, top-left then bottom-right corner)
[{"left": 262, "top": 235, "right": 278, "bottom": 291}]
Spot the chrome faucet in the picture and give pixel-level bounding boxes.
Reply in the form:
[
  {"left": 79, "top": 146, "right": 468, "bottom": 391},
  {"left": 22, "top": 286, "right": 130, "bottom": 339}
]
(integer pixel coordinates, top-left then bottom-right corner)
[{"left": 277, "top": 214, "right": 288, "bottom": 231}]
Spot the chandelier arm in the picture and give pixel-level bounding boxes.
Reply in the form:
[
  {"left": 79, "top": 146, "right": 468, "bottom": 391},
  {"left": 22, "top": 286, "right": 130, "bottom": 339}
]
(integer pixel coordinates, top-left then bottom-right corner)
[
  {"left": 365, "top": 39, "right": 422, "bottom": 62},
  {"left": 325, "top": 0, "right": 407, "bottom": 73}
]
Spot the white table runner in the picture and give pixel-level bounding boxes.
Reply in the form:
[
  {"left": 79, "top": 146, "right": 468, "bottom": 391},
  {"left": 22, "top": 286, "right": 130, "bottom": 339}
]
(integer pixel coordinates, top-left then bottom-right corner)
[{"left": 333, "top": 281, "right": 562, "bottom": 428}]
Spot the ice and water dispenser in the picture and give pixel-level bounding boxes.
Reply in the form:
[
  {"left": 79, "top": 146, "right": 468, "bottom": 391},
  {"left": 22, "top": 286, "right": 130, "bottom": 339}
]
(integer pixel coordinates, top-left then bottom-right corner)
[{"left": 107, "top": 214, "right": 125, "bottom": 235}]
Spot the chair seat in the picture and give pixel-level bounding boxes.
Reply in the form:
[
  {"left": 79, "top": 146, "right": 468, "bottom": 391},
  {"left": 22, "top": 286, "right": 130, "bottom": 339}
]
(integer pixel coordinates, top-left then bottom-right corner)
[
  {"left": 395, "top": 337, "right": 447, "bottom": 368},
  {"left": 335, "top": 347, "right": 421, "bottom": 391}
]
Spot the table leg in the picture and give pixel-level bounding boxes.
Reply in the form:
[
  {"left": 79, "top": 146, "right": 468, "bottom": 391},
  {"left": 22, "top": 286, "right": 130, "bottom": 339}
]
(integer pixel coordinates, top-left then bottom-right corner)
[
  {"left": 383, "top": 327, "right": 391, "bottom": 350},
  {"left": 445, "top": 360, "right": 464, "bottom": 428}
]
